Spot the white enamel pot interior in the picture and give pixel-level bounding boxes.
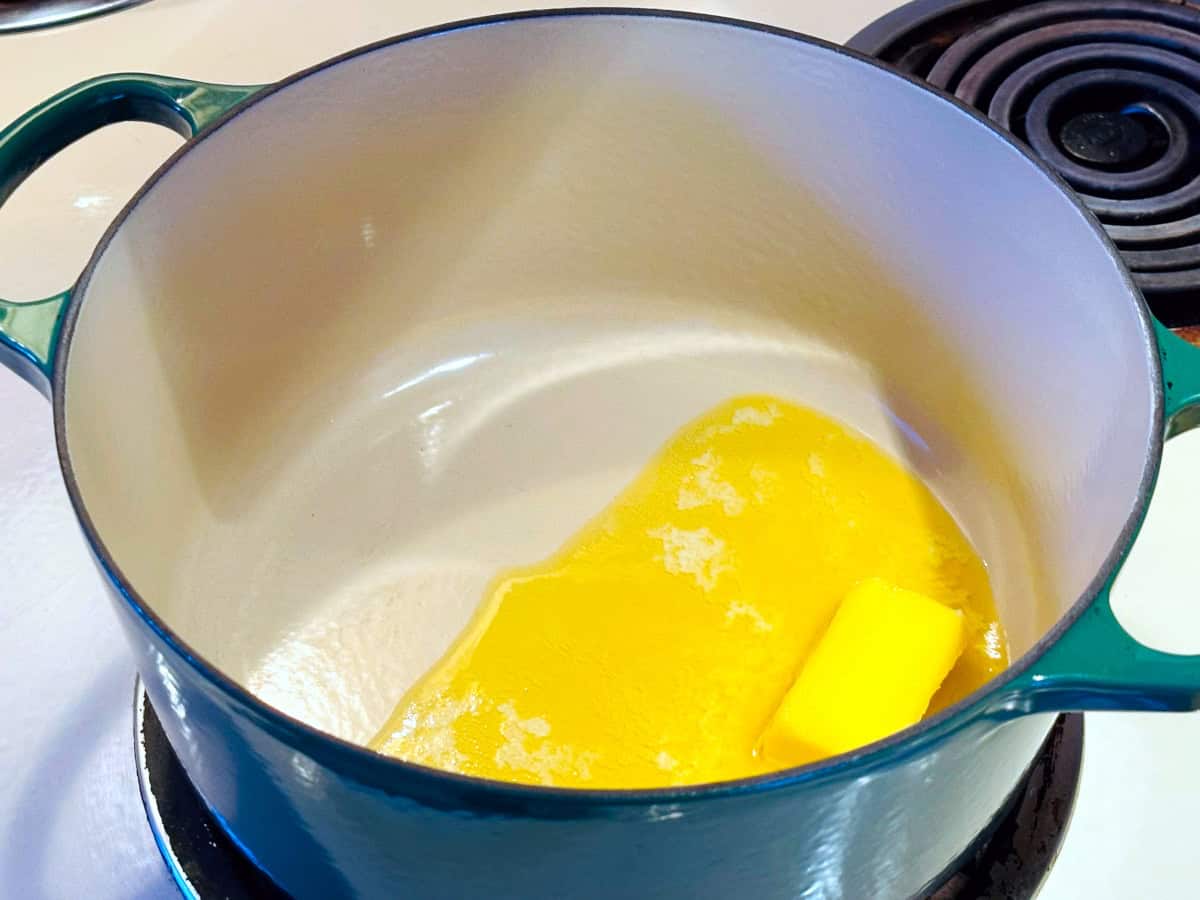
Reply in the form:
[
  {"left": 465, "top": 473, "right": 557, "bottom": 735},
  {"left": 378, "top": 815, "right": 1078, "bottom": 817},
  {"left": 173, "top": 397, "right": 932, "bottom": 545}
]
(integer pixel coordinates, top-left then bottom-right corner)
[
  {"left": 37, "top": 10, "right": 1165, "bottom": 899},
  {"left": 66, "top": 13, "right": 1153, "bottom": 733}
]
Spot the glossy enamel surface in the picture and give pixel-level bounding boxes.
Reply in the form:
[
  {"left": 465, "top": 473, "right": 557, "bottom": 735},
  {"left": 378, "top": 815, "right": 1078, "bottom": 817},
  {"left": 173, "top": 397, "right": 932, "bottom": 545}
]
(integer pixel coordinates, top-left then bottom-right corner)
[
  {"left": 2, "top": 9, "right": 1199, "bottom": 899},
  {"left": 0, "top": 291, "right": 68, "bottom": 392},
  {"left": 0, "top": 73, "right": 262, "bottom": 390},
  {"left": 121, "top": 617, "right": 1056, "bottom": 898}
]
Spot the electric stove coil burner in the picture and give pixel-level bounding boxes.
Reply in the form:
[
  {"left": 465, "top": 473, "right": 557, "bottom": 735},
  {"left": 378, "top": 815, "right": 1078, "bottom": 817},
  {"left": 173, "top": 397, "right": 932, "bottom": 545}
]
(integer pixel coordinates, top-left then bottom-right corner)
[
  {"left": 849, "top": 0, "right": 1200, "bottom": 326},
  {"left": 134, "top": 682, "right": 1083, "bottom": 900}
]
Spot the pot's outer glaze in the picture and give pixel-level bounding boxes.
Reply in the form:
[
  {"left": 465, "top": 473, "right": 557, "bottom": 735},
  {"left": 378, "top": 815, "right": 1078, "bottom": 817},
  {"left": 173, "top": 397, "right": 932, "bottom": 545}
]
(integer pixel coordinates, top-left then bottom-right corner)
[
  {"left": 2, "top": 10, "right": 1200, "bottom": 900},
  {"left": 124, "top": 616, "right": 1056, "bottom": 899}
]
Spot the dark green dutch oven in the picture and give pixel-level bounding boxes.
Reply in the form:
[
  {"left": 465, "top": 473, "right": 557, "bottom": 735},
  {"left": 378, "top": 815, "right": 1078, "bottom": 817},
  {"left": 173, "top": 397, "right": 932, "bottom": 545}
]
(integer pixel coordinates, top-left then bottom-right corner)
[{"left": 2, "top": 10, "right": 1199, "bottom": 899}]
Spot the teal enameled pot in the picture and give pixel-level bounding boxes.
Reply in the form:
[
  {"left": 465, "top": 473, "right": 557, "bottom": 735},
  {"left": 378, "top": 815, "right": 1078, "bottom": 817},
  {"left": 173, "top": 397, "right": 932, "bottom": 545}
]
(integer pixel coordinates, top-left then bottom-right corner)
[{"left": 3, "top": 11, "right": 1200, "bottom": 899}]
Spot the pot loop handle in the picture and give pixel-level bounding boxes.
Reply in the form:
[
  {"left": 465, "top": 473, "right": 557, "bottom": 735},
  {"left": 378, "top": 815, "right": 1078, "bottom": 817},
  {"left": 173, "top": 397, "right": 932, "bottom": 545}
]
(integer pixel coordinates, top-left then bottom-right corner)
[
  {"left": 999, "top": 320, "right": 1200, "bottom": 716},
  {"left": 0, "top": 74, "right": 265, "bottom": 394}
]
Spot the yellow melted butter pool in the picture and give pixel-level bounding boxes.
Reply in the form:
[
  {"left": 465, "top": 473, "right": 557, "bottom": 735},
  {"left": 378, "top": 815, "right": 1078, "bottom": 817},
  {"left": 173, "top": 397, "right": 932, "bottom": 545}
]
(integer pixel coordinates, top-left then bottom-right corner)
[{"left": 371, "top": 395, "right": 1008, "bottom": 787}]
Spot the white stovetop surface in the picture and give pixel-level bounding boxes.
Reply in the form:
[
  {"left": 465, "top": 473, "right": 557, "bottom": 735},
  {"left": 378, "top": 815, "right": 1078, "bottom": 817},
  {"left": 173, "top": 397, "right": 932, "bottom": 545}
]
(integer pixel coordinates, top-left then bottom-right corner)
[{"left": 2, "top": 2, "right": 1199, "bottom": 898}]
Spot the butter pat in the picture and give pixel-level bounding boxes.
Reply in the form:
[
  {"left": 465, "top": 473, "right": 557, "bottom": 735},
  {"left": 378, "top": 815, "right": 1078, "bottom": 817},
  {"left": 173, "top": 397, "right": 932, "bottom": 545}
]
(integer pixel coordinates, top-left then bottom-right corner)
[{"left": 762, "top": 578, "right": 965, "bottom": 765}]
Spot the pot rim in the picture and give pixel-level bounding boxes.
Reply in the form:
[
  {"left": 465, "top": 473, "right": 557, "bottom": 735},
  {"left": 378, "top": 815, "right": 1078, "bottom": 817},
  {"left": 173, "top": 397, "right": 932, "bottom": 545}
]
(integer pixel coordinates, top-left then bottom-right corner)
[{"left": 50, "top": 7, "right": 1162, "bottom": 808}]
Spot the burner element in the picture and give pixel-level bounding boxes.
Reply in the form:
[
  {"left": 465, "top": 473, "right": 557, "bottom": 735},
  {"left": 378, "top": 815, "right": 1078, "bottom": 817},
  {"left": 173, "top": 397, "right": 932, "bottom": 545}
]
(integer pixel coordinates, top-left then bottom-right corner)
[
  {"left": 134, "top": 683, "right": 1082, "bottom": 900},
  {"left": 849, "top": 0, "right": 1200, "bottom": 327},
  {"left": 1060, "top": 110, "right": 1151, "bottom": 164}
]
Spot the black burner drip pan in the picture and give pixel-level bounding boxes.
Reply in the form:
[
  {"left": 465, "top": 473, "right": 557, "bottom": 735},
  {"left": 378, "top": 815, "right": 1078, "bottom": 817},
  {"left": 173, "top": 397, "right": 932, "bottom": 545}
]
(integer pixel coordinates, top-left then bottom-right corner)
[
  {"left": 135, "top": 683, "right": 1083, "bottom": 900},
  {"left": 849, "top": 0, "right": 1200, "bottom": 328}
]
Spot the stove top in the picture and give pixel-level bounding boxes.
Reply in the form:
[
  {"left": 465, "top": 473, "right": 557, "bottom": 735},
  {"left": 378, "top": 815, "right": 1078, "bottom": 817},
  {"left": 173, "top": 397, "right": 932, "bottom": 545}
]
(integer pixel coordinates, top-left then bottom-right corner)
[
  {"left": 849, "top": 0, "right": 1200, "bottom": 327},
  {"left": 1, "top": 3, "right": 1199, "bottom": 900}
]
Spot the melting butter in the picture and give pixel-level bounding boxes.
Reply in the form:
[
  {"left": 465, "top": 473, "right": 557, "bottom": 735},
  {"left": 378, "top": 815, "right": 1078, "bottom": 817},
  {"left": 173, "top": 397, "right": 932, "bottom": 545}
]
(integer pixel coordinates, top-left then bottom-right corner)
[{"left": 371, "top": 395, "right": 1007, "bottom": 787}]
